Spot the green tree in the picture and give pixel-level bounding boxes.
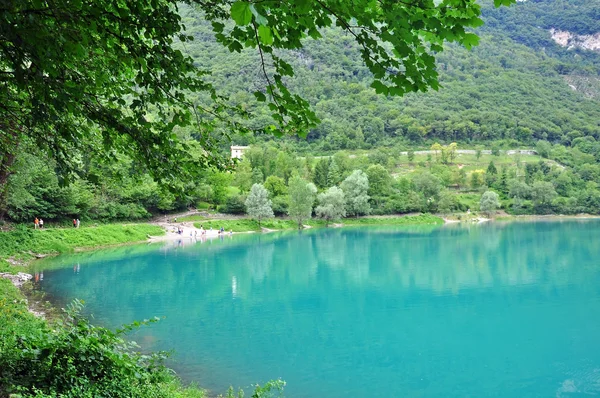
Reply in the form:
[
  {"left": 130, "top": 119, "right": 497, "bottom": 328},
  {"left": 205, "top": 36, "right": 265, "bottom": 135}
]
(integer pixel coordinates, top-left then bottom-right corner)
[
  {"left": 454, "top": 168, "right": 467, "bottom": 190},
  {"left": 327, "top": 159, "right": 342, "bottom": 187},
  {"left": 485, "top": 161, "right": 498, "bottom": 187},
  {"left": 447, "top": 143, "right": 458, "bottom": 164},
  {"left": 413, "top": 172, "right": 442, "bottom": 201},
  {"left": 264, "top": 176, "right": 287, "bottom": 197},
  {"left": 207, "top": 171, "right": 232, "bottom": 205},
  {"left": 480, "top": 191, "right": 501, "bottom": 216},
  {"left": 437, "top": 190, "right": 457, "bottom": 214},
  {"left": 497, "top": 166, "right": 508, "bottom": 194},
  {"left": 275, "top": 152, "right": 297, "bottom": 184},
  {"left": 313, "top": 158, "right": 330, "bottom": 189},
  {"left": 536, "top": 140, "right": 552, "bottom": 158},
  {"left": 251, "top": 168, "right": 265, "bottom": 184},
  {"left": 234, "top": 160, "right": 253, "bottom": 194},
  {"left": 554, "top": 172, "right": 573, "bottom": 197},
  {"left": 470, "top": 171, "right": 484, "bottom": 190},
  {"left": 316, "top": 186, "right": 346, "bottom": 226},
  {"left": 407, "top": 151, "right": 415, "bottom": 163},
  {"left": 431, "top": 143, "right": 443, "bottom": 163},
  {"left": 508, "top": 179, "right": 530, "bottom": 210},
  {"left": 0, "top": 0, "right": 516, "bottom": 214},
  {"left": 531, "top": 181, "right": 557, "bottom": 212},
  {"left": 341, "top": 170, "right": 371, "bottom": 217},
  {"left": 366, "top": 164, "right": 391, "bottom": 197},
  {"left": 287, "top": 176, "right": 317, "bottom": 228},
  {"left": 245, "top": 184, "right": 273, "bottom": 226}
]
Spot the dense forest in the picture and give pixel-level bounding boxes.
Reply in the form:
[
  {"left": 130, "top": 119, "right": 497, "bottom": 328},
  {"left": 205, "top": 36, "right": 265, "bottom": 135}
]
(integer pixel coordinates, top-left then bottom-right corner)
[{"left": 3, "top": 0, "right": 600, "bottom": 223}]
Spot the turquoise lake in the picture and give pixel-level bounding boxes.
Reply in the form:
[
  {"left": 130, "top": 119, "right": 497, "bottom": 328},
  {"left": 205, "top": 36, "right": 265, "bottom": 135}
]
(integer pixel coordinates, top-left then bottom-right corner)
[{"left": 35, "top": 221, "right": 600, "bottom": 397}]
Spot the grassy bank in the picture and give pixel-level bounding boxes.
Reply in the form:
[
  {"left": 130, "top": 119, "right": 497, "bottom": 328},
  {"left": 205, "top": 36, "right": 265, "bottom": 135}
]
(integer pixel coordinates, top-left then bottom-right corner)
[
  {"left": 191, "top": 214, "right": 444, "bottom": 232},
  {"left": 341, "top": 214, "right": 444, "bottom": 226},
  {"left": 0, "top": 224, "right": 208, "bottom": 397},
  {"left": 192, "top": 218, "right": 326, "bottom": 232},
  {"left": 0, "top": 224, "right": 286, "bottom": 397},
  {"left": 0, "top": 224, "right": 164, "bottom": 272}
]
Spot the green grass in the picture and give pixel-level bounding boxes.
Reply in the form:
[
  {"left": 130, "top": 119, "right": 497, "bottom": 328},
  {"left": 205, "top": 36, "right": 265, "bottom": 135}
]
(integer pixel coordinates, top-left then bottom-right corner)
[
  {"left": 341, "top": 214, "right": 444, "bottom": 226},
  {"left": 193, "top": 215, "right": 443, "bottom": 232},
  {"left": 455, "top": 192, "right": 483, "bottom": 211},
  {"left": 193, "top": 218, "right": 318, "bottom": 232},
  {"left": 392, "top": 152, "right": 543, "bottom": 176},
  {"left": 0, "top": 278, "right": 43, "bottom": 330},
  {"left": 0, "top": 224, "right": 164, "bottom": 272}
]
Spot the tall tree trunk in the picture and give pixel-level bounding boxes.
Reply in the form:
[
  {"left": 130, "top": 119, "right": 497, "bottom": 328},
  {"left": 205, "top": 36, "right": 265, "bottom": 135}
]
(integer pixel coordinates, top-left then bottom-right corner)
[
  {"left": 0, "top": 125, "right": 21, "bottom": 221},
  {"left": 0, "top": 152, "right": 16, "bottom": 221}
]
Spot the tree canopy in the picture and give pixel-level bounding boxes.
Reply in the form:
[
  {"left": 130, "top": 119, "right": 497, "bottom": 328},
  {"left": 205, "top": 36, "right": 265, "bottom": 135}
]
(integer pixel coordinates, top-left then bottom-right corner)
[{"left": 0, "top": 0, "right": 515, "bottom": 196}]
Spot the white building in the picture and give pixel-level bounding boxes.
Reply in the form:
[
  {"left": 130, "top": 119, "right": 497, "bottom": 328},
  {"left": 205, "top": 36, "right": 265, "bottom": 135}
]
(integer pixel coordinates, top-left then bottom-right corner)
[{"left": 230, "top": 145, "right": 249, "bottom": 159}]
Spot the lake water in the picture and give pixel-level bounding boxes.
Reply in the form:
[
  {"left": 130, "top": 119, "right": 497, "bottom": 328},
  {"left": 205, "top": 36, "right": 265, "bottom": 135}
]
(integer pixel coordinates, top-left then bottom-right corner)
[{"left": 35, "top": 221, "right": 600, "bottom": 397}]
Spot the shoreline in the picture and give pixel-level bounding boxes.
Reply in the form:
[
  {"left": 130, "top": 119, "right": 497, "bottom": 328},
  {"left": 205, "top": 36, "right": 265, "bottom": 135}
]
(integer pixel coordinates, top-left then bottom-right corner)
[
  {"left": 3, "top": 213, "right": 600, "bottom": 395},
  {"left": 3, "top": 212, "right": 600, "bottom": 325}
]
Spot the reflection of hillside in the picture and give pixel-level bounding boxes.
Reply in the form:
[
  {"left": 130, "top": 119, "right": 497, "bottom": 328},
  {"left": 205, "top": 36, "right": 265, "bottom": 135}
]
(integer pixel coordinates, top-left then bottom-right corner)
[{"left": 39, "top": 221, "right": 600, "bottom": 307}]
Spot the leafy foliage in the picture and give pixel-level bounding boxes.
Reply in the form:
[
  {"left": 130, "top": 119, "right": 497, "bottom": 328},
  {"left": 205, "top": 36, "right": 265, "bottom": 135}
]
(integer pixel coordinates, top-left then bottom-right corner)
[
  {"left": 480, "top": 190, "right": 501, "bottom": 214},
  {"left": 315, "top": 186, "right": 346, "bottom": 225},
  {"left": 0, "top": 299, "right": 203, "bottom": 398},
  {"left": 245, "top": 183, "right": 273, "bottom": 225},
  {"left": 341, "top": 170, "right": 371, "bottom": 217},
  {"left": 287, "top": 175, "right": 317, "bottom": 228}
]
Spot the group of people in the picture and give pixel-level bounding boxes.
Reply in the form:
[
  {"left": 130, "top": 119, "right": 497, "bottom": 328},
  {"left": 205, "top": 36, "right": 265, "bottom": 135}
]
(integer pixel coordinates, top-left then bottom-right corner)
[
  {"left": 170, "top": 220, "right": 236, "bottom": 239},
  {"left": 34, "top": 218, "right": 81, "bottom": 229},
  {"left": 198, "top": 225, "right": 232, "bottom": 236},
  {"left": 33, "top": 218, "right": 44, "bottom": 229}
]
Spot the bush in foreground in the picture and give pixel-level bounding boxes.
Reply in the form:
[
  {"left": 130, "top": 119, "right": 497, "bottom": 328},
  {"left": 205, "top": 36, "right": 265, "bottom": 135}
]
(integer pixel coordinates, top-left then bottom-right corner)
[
  {"left": 0, "top": 299, "right": 199, "bottom": 398},
  {"left": 0, "top": 295, "right": 286, "bottom": 398}
]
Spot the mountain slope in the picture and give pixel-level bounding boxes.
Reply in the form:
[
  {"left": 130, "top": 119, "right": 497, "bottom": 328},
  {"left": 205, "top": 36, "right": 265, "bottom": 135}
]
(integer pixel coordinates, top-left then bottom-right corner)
[{"left": 178, "top": 0, "right": 600, "bottom": 150}]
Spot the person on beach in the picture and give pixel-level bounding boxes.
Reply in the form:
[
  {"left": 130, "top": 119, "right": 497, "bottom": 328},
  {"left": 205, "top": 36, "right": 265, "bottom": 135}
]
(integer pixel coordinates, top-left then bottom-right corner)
[
  {"left": 76, "top": 219, "right": 80, "bottom": 228},
  {"left": 39, "top": 218, "right": 44, "bottom": 229},
  {"left": 229, "top": 230, "right": 233, "bottom": 236},
  {"left": 73, "top": 219, "right": 77, "bottom": 228},
  {"left": 34, "top": 218, "right": 39, "bottom": 229}
]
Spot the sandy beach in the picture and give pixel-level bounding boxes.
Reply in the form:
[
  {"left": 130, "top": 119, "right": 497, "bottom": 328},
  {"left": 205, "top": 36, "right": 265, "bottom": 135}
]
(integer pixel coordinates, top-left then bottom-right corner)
[{"left": 148, "top": 221, "right": 238, "bottom": 242}]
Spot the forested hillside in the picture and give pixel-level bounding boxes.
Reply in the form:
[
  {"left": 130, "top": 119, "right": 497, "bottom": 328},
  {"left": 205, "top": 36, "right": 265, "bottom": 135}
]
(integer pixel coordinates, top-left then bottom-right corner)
[
  {"left": 3, "top": 0, "right": 600, "bottom": 223},
  {"left": 177, "top": 0, "right": 600, "bottom": 150}
]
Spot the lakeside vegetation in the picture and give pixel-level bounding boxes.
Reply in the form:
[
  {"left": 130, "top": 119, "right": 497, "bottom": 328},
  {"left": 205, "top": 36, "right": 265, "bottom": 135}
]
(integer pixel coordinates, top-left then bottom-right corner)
[
  {"left": 2, "top": 0, "right": 600, "bottom": 227},
  {"left": 0, "top": 284, "right": 207, "bottom": 398},
  {"left": 0, "top": 223, "right": 293, "bottom": 398},
  {"left": 0, "top": 224, "right": 164, "bottom": 273},
  {"left": 187, "top": 214, "right": 444, "bottom": 233},
  {"left": 1, "top": 0, "right": 599, "bottom": 396}
]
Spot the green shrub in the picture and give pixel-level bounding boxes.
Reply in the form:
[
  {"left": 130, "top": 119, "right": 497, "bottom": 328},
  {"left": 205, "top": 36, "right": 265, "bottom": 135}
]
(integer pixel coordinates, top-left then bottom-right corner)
[
  {"left": 222, "top": 195, "right": 246, "bottom": 214},
  {"left": 271, "top": 196, "right": 289, "bottom": 216},
  {"left": 0, "top": 300, "right": 202, "bottom": 398}
]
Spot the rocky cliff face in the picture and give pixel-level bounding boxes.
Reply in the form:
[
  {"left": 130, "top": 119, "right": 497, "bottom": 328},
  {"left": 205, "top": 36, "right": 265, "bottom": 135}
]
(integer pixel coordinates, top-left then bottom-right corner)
[{"left": 550, "top": 28, "right": 600, "bottom": 52}]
